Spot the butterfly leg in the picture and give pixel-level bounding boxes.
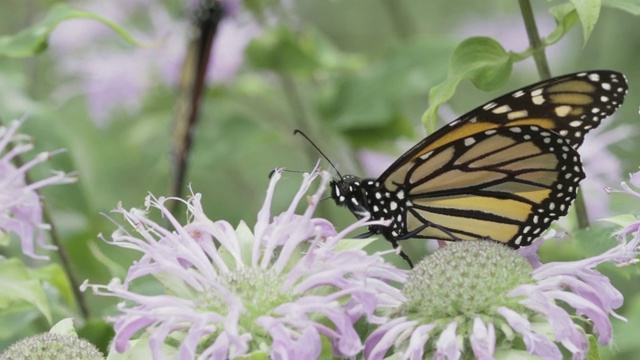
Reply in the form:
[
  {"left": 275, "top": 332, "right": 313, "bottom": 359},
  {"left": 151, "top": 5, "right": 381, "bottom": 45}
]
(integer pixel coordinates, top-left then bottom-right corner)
[
  {"left": 355, "top": 232, "right": 414, "bottom": 268},
  {"left": 391, "top": 241, "right": 414, "bottom": 268},
  {"left": 355, "top": 231, "right": 375, "bottom": 239},
  {"left": 398, "top": 221, "right": 463, "bottom": 242}
]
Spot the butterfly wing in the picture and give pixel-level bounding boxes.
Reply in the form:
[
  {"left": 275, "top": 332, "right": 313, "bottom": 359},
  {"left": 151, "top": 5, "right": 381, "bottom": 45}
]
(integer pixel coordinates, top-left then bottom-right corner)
[
  {"left": 368, "top": 70, "right": 627, "bottom": 248},
  {"left": 380, "top": 70, "right": 627, "bottom": 191},
  {"left": 396, "top": 125, "right": 583, "bottom": 246}
]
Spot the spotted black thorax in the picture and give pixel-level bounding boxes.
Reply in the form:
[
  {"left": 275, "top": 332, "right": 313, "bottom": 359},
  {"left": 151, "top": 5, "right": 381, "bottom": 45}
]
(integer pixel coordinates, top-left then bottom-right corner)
[{"left": 330, "top": 176, "right": 410, "bottom": 248}]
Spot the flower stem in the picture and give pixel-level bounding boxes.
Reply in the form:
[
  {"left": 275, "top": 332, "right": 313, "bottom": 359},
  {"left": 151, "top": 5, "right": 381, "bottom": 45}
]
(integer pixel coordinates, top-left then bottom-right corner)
[
  {"left": 518, "top": 0, "right": 551, "bottom": 79},
  {"left": 41, "top": 200, "right": 90, "bottom": 319},
  {"left": 518, "top": 0, "right": 589, "bottom": 229}
]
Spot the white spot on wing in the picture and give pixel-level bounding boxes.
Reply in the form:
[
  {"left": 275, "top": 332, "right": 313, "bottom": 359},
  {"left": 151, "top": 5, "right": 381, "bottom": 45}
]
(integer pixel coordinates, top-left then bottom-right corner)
[
  {"left": 569, "top": 120, "right": 582, "bottom": 127},
  {"left": 483, "top": 102, "right": 498, "bottom": 110},
  {"left": 464, "top": 137, "right": 476, "bottom": 146},
  {"left": 507, "top": 109, "right": 529, "bottom": 120},
  {"left": 532, "top": 95, "right": 545, "bottom": 105},
  {"left": 419, "top": 151, "right": 434, "bottom": 160},
  {"left": 492, "top": 105, "right": 512, "bottom": 114},
  {"left": 554, "top": 105, "right": 572, "bottom": 117}
]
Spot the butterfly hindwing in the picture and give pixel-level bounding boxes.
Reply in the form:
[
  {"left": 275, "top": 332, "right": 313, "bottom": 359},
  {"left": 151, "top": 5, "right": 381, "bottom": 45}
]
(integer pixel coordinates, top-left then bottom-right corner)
[{"left": 398, "top": 125, "right": 584, "bottom": 247}]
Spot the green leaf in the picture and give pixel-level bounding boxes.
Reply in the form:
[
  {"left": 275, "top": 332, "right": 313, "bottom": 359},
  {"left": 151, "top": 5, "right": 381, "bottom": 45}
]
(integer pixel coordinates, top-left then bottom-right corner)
[
  {"left": 494, "top": 349, "right": 540, "bottom": 359},
  {"left": 421, "top": 37, "right": 513, "bottom": 133},
  {"left": 49, "top": 318, "right": 77, "bottom": 336},
  {"left": 572, "top": 226, "right": 618, "bottom": 258},
  {"left": 235, "top": 221, "right": 255, "bottom": 266},
  {"left": 28, "top": 263, "right": 75, "bottom": 309},
  {"left": 343, "top": 114, "right": 415, "bottom": 147},
  {"left": 0, "top": 3, "right": 142, "bottom": 58},
  {"left": 586, "top": 334, "right": 601, "bottom": 360},
  {"left": 597, "top": 214, "right": 637, "bottom": 228},
  {"left": 106, "top": 333, "right": 180, "bottom": 359},
  {"left": 0, "top": 258, "right": 52, "bottom": 324},
  {"left": 603, "top": 0, "right": 640, "bottom": 14},
  {"left": 321, "top": 38, "right": 453, "bottom": 136},
  {"left": 78, "top": 318, "right": 114, "bottom": 356},
  {"left": 246, "top": 26, "right": 323, "bottom": 75},
  {"left": 236, "top": 351, "right": 270, "bottom": 360},
  {"left": 569, "top": 0, "right": 602, "bottom": 43},
  {"left": 245, "top": 26, "right": 362, "bottom": 76},
  {"left": 86, "top": 241, "right": 128, "bottom": 279},
  {"left": 599, "top": 294, "right": 640, "bottom": 358},
  {"left": 0, "top": 231, "right": 10, "bottom": 247},
  {"left": 547, "top": 4, "right": 580, "bottom": 46},
  {"left": 334, "top": 237, "right": 377, "bottom": 251}
]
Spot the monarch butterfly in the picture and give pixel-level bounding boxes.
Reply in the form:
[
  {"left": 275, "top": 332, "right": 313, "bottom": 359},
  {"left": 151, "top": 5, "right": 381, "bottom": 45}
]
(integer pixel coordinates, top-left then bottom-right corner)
[{"left": 327, "top": 70, "right": 628, "bottom": 266}]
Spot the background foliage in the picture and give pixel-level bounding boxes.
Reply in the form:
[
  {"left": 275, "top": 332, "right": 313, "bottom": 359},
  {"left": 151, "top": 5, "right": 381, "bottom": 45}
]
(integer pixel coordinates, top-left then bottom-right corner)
[{"left": 1, "top": 0, "right": 639, "bottom": 358}]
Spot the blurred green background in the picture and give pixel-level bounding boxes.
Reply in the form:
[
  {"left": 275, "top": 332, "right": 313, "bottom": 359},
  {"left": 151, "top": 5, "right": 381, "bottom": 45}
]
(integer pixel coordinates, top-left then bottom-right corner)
[{"left": 1, "top": 0, "right": 639, "bottom": 357}]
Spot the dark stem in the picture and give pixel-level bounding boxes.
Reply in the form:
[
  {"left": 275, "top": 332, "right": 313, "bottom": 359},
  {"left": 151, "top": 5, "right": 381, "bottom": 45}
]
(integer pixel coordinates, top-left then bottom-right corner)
[
  {"left": 41, "top": 199, "right": 90, "bottom": 319},
  {"left": 518, "top": 0, "right": 589, "bottom": 228},
  {"left": 168, "top": 1, "right": 223, "bottom": 216}
]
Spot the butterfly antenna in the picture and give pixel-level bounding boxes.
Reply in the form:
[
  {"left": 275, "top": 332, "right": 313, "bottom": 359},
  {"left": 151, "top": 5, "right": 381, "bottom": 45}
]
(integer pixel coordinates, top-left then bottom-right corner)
[
  {"left": 293, "top": 129, "right": 343, "bottom": 179},
  {"left": 268, "top": 168, "right": 307, "bottom": 179}
]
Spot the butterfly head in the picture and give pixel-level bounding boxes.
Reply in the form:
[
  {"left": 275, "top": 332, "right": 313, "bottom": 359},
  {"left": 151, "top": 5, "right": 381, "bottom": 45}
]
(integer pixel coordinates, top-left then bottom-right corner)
[{"left": 330, "top": 175, "right": 371, "bottom": 216}]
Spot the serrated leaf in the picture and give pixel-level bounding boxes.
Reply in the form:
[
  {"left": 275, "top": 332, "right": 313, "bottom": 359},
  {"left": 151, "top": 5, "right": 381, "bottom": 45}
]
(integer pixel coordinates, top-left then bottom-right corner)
[
  {"left": 421, "top": 37, "right": 512, "bottom": 133},
  {"left": 0, "top": 3, "right": 142, "bottom": 58},
  {"left": 603, "top": 0, "right": 640, "bottom": 14},
  {"left": 570, "top": 0, "right": 602, "bottom": 43},
  {"left": 28, "top": 263, "right": 75, "bottom": 308},
  {"left": 547, "top": 4, "right": 580, "bottom": 45},
  {"left": 0, "top": 258, "right": 52, "bottom": 324}
]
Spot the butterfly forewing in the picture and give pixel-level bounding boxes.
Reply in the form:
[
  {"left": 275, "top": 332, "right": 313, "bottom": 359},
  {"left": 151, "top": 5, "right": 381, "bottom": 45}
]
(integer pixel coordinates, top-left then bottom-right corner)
[{"left": 381, "top": 71, "right": 627, "bottom": 191}]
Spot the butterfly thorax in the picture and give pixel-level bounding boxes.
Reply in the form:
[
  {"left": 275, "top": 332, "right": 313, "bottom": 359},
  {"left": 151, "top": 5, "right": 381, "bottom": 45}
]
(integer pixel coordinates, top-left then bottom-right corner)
[{"left": 330, "top": 175, "right": 408, "bottom": 239}]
